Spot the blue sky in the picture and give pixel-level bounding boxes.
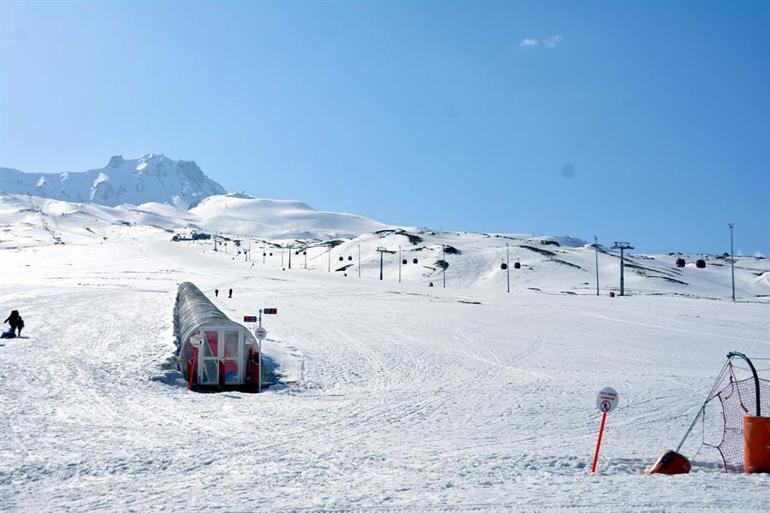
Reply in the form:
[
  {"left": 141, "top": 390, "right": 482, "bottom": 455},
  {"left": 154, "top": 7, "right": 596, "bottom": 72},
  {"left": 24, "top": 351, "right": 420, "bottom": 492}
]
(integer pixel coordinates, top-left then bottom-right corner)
[{"left": 1, "top": 1, "right": 768, "bottom": 254}]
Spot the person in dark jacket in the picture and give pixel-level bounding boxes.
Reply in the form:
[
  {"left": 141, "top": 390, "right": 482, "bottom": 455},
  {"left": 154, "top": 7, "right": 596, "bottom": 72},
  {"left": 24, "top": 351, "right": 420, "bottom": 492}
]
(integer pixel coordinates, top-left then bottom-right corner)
[
  {"left": 215, "top": 289, "right": 219, "bottom": 297},
  {"left": 4, "top": 310, "right": 23, "bottom": 336},
  {"left": 228, "top": 288, "right": 233, "bottom": 299}
]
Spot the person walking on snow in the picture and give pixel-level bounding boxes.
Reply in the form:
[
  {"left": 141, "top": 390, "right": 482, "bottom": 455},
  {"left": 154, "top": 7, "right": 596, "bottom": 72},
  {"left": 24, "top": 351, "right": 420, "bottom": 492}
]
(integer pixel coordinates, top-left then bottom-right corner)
[
  {"left": 228, "top": 288, "right": 233, "bottom": 299},
  {"left": 215, "top": 289, "right": 219, "bottom": 297},
  {"left": 4, "top": 310, "right": 23, "bottom": 336}
]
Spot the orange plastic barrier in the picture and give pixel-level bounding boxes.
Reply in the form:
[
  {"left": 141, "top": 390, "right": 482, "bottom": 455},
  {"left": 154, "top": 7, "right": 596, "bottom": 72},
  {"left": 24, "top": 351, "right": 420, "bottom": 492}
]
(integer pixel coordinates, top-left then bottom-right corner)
[
  {"left": 744, "top": 416, "right": 770, "bottom": 473},
  {"left": 647, "top": 450, "right": 691, "bottom": 475}
]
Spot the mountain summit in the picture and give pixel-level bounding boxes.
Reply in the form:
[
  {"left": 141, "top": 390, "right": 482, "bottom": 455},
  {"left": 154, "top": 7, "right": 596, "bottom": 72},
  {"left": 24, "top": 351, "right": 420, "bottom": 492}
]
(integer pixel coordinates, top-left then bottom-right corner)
[{"left": 0, "top": 153, "right": 226, "bottom": 209}]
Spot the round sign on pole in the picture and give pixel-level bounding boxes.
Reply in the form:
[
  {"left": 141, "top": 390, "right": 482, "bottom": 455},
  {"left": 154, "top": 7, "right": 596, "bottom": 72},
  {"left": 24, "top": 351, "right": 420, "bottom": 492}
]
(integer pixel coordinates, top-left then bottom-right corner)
[
  {"left": 255, "top": 327, "right": 267, "bottom": 340},
  {"left": 596, "top": 387, "right": 619, "bottom": 414}
]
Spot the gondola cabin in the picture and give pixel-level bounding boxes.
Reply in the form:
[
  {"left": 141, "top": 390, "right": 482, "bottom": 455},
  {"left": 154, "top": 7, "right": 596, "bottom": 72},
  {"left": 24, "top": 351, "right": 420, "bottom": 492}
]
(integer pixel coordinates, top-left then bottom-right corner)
[{"left": 174, "top": 282, "right": 261, "bottom": 392}]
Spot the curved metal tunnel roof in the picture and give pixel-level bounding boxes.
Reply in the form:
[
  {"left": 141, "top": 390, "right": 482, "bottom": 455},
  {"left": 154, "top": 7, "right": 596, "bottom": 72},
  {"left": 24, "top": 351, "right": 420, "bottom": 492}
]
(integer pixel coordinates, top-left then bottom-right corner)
[{"left": 174, "top": 282, "right": 254, "bottom": 350}]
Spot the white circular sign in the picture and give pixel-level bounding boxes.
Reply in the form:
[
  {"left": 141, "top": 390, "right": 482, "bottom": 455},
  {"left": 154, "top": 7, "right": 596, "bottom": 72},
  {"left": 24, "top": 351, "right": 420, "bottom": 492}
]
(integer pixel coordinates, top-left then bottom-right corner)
[
  {"left": 255, "top": 327, "right": 267, "bottom": 340},
  {"left": 596, "top": 387, "right": 619, "bottom": 414}
]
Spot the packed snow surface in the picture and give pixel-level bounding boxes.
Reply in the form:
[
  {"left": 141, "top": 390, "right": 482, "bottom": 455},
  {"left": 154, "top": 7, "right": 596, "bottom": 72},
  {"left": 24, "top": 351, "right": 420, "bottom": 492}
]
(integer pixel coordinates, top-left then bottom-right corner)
[{"left": 1, "top": 222, "right": 769, "bottom": 512}]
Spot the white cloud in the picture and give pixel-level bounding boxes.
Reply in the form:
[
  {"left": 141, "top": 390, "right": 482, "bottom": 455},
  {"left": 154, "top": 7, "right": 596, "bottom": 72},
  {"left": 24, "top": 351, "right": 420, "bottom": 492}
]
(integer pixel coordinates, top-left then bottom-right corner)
[
  {"left": 520, "top": 35, "right": 564, "bottom": 50},
  {"left": 543, "top": 35, "right": 564, "bottom": 48}
]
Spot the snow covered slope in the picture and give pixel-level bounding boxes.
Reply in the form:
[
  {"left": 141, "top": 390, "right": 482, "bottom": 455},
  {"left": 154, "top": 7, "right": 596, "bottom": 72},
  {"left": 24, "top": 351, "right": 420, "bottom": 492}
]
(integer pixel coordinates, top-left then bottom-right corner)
[
  {"left": 0, "top": 193, "right": 197, "bottom": 248},
  {"left": 1, "top": 236, "right": 769, "bottom": 512},
  {"left": 2, "top": 193, "right": 767, "bottom": 300},
  {"left": 0, "top": 192, "right": 390, "bottom": 246},
  {"left": 189, "top": 193, "right": 390, "bottom": 239},
  {"left": 0, "top": 154, "right": 225, "bottom": 208},
  {"left": 250, "top": 228, "right": 770, "bottom": 301}
]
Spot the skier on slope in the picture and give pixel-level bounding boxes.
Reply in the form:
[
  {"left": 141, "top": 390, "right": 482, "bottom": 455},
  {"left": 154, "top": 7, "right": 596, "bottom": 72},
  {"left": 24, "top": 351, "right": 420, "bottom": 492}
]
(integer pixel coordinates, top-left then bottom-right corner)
[{"left": 3, "top": 310, "right": 23, "bottom": 337}]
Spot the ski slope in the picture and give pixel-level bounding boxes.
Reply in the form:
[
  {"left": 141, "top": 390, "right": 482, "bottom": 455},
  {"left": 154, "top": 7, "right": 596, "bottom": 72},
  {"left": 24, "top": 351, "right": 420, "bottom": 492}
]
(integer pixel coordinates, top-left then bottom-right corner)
[
  {"left": 234, "top": 228, "right": 770, "bottom": 301},
  {"left": 3, "top": 191, "right": 767, "bottom": 302},
  {"left": 1, "top": 229, "right": 769, "bottom": 512}
]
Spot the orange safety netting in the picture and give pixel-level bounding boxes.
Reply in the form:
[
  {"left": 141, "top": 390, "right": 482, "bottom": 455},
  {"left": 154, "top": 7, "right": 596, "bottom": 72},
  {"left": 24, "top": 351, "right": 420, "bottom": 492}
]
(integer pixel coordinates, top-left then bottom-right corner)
[{"left": 709, "top": 376, "right": 770, "bottom": 472}]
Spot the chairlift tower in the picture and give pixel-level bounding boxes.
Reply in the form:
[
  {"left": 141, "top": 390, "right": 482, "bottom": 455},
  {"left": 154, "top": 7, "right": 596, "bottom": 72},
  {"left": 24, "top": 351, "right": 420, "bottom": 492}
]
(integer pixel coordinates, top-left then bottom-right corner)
[
  {"left": 612, "top": 242, "right": 633, "bottom": 296},
  {"left": 442, "top": 245, "right": 446, "bottom": 288},
  {"left": 399, "top": 246, "right": 402, "bottom": 283},
  {"left": 376, "top": 247, "right": 395, "bottom": 281},
  {"left": 593, "top": 235, "right": 600, "bottom": 296},
  {"left": 288, "top": 245, "right": 292, "bottom": 269},
  {"left": 505, "top": 243, "right": 510, "bottom": 293},
  {"left": 729, "top": 223, "right": 735, "bottom": 302}
]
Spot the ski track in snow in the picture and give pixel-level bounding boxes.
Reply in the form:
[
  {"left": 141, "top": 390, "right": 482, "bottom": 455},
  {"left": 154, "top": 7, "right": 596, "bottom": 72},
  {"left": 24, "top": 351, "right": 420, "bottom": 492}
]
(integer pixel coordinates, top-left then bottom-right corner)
[{"left": 1, "top": 238, "right": 769, "bottom": 512}]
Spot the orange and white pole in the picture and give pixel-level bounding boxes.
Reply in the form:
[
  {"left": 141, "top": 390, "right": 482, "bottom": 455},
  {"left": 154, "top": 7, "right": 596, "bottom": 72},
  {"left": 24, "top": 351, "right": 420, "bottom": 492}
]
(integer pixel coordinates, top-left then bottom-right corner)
[
  {"left": 592, "top": 411, "right": 608, "bottom": 473},
  {"left": 592, "top": 387, "right": 619, "bottom": 473}
]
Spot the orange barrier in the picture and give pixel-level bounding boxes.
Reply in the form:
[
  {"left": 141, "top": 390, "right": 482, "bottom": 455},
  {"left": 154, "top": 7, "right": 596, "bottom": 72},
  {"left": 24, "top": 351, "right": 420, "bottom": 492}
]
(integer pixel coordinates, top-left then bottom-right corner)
[
  {"left": 744, "top": 416, "right": 770, "bottom": 473},
  {"left": 647, "top": 450, "right": 691, "bottom": 474}
]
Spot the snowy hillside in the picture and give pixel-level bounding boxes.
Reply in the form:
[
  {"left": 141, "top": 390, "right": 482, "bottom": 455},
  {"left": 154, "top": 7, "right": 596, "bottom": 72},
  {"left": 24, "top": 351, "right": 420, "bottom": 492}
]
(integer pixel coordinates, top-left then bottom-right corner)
[
  {"left": 229, "top": 229, "right": 770, "bottom": 301},
  {"left": 2, "top": 192, "right": 767, "bottom": 300},
  {"left": 1, "top": 189, "right": 769, "bottom": 512},
  {"left": 0, "top": 193, "right": 195, "bottom": 247},
  {"left": 0, "top": 154, "right": 225, "bottom": 208},
  {"left": 0, "top": 192, "right": 389, "bottom": 247},
  {"left": 2, "top": 232, "right": 769, "bottom": 512},
  {"left": 189, "top": 193, "right": 390, "bottom": 239}
]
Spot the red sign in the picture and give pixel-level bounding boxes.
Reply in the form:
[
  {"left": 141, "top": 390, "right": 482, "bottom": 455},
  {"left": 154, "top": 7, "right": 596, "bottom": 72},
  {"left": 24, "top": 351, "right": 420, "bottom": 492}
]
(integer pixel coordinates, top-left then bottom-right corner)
[{"left": 243, "top": 316, "right": 258, "bottom": 322}]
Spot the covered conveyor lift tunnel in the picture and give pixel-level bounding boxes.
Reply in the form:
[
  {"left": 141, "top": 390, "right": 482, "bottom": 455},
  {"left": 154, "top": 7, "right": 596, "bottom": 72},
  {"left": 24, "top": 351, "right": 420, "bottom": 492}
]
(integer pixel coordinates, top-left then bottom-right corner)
[{"left": 174, "top": 282, "right": 262, "bottom": 392}]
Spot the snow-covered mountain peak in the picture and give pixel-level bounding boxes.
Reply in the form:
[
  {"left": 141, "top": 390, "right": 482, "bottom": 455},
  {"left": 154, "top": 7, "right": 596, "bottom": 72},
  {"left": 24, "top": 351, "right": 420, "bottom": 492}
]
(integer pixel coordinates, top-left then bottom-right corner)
[
  {"left": 0, "top": 154, "right": 226, "bottom": 209},
  {"left": 107, "top": 155, "right": 124, "bottom": 168}
]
